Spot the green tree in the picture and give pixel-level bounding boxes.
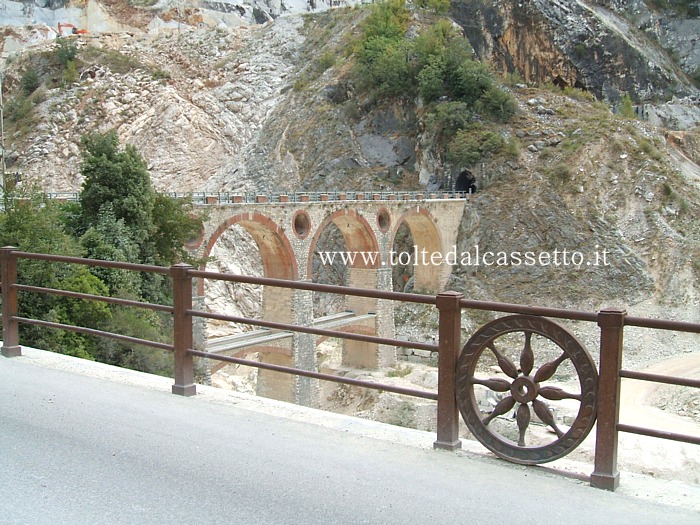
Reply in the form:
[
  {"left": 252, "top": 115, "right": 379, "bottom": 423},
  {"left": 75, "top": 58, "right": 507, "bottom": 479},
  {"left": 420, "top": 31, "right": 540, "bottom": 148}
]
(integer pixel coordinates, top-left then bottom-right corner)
[
  {"left": 151, "top": 193, "right": 202, "bottom": 267},
  {"left": 354, "top": 0, "right": 413, "bottom": 96},
  {"left": 0, "top": 187, "right": 107, "bottom": 355},
  {"left": 29, "top": 269, "right": 111, "bottom": 361},
  {"left": 360, "top": 0, "right": 411, "bottom": 42},
  {"left": 55, "top": 38, "right": 78, "bottom": 67},
  {"left": 77, "top": 131, "right": 203, "bottom": 301},
  {"left": 95, "top": 306, "right": 173, "bottom": 376},
  {"left": 58, "top": 269, "right": 112, "bottom": 329},
  {"left": 78, "top": 131, "right": 156, "bottom": 245},
  {"left": 418, "top": 55, "right": 446, "bottom": 102},
  {"left": 0, "top": 188, "right": 83, "bottom": 268},
  {"left": 426, "top": 101, "right": 472, "bottom": 140},
  {"left": 20, "top": 68, "right": 41, "bottom": 96},
  {"left": 619, "top": 92, "right": 635, "bottom": 119},
  {"left": 63, "top": 60, "right": 79, "bottom": 86},
  {"left": 79, "top": 203, "right": 143, "bottom": 296},
  {"left": 452, "top": 60, "right": 495, "bottom": 106},
  {"left": 356, "top": 37, "right": 413, "bottom": 98},
  {"left": 5, "top": 95, "right": 34, "bottom": 124}
]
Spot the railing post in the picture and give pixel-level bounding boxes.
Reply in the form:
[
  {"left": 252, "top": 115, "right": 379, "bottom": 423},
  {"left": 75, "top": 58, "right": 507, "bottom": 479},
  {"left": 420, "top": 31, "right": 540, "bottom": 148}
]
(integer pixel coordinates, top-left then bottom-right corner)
[
  {"left": 1, "top": 246, "right": 21, "bottom": 357},
  {"left": 591, "top": 307, "right": 626, "bottom": 490},
  {"left": 434, "top": 291, "right": 463, "bottom": 450},
  {"left": 171, "top": 263, "right": 196, "bottom": 396}
]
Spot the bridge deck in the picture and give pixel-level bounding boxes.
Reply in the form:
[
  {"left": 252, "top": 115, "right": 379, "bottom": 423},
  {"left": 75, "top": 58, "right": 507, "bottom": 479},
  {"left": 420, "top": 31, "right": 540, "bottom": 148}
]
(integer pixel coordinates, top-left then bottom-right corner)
[{"left": 206, "top": 311, "right": 376, "bottom": 354}]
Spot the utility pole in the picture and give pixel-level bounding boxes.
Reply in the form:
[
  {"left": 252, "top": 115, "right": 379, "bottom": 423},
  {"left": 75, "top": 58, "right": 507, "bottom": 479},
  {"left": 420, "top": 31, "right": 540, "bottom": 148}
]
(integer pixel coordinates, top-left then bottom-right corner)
[{"left": 0, "top": 71, "right": 6, "bottom": 209}]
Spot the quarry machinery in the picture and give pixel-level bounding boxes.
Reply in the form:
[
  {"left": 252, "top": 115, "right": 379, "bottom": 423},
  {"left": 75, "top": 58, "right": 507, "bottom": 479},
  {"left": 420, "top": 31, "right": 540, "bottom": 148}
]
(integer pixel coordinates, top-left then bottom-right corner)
[{"left": 57, "top": 23, "right": 88, "bottom": 37}]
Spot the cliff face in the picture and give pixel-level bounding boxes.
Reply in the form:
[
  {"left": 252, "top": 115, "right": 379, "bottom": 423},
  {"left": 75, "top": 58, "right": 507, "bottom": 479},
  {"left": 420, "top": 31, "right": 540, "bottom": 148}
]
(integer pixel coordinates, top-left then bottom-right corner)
[{"left": 450, "top": 0, "right": 698, "bottom": 103}]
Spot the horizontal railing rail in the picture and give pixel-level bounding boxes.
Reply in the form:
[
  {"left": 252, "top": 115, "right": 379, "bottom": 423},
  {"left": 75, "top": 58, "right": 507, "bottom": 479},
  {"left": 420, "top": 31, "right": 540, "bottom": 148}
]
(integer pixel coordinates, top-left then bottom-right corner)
[
  {"left": 191, "top": 309, "right": 438, "bottom": 353},
  {"left": 43, "top": 190, "right": 472, "bottom": 205},
  {"left": 187, "top": 349, "right": 438, "bottom": 400},
  {"left": 12, "top": 316, "right": 175, "bottom": 352},
  {"left": 14, "top": 284, "right": 174, "bottom": 313},
  {"left": 1, "top": 246, "right": 698, "bottom": 493},
  {"left": 188, "top": 268, "right": 438, "bottom": 303}
]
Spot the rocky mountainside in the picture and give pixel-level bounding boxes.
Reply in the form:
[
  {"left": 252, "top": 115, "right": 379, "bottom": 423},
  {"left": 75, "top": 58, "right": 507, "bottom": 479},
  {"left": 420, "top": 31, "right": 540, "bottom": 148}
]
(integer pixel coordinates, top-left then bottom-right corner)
[{"left": 1, "top": 0, "right": 699, "bottom": 325}]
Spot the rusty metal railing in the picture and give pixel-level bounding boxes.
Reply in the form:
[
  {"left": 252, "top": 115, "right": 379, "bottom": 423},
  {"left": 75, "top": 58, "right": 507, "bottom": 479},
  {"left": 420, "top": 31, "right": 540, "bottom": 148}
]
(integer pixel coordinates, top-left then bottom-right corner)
[{"left": 1, "top": 246, "right": 698, "bottom": 491}]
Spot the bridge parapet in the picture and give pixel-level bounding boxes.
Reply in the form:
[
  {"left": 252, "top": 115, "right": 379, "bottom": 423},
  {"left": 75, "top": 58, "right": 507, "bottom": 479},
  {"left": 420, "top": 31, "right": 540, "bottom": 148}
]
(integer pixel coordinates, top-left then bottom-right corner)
[
  {"left": 45, "top": 191, "right": 471, "bottom": 204},
  {"left": 171, "top": 191, "right": 470, "bottom": 205}
]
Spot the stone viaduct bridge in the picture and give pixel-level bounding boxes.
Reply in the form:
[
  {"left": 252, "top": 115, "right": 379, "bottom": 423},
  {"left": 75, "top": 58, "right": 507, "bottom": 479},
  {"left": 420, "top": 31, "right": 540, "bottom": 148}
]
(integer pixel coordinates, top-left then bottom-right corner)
[{"left": 182, "top": 190, "right": 468, "bottom": 406}]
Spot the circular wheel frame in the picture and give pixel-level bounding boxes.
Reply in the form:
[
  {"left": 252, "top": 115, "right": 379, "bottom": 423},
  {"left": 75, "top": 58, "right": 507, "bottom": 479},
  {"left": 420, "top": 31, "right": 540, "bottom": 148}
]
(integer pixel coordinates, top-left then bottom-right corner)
[{"left": 456, "top": 315, "right": 598, "bottom": 465}]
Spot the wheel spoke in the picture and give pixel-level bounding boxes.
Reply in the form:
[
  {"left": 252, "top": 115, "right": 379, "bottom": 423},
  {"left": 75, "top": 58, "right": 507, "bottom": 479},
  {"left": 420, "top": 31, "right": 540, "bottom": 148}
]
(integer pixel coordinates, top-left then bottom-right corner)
[
  {"left": 516, "top": 404, "right": 530, "bottom": 447},
  {"left": 532, "top": 398, "right": 564, "bottom": 438},
  {"left": 457, "top": 315, "right": 599, "bottom": 465},
  {"left": 482, "top": 395, "right": 516, "bottom": 425},
  {"left": 470, "top": 377, "right": 511, "bottom": 392},
  {"left": 487, "top": 342, "right": 518, "bottom": 379},
  {"left": 520, "top": 331, "right": 534, "bottom": 376},
  {"left": 533, "top": 353, "right": 568, "bottom": 383},
  {"left": 539, "top": 386, "right": 581, "bottom": 402}
]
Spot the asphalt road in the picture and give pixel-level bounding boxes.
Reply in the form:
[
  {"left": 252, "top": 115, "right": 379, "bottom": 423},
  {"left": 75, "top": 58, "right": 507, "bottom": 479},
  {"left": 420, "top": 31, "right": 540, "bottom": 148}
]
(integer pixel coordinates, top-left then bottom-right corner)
[{"left": 1, "top": 352, "right": 699, "bottom": 525}]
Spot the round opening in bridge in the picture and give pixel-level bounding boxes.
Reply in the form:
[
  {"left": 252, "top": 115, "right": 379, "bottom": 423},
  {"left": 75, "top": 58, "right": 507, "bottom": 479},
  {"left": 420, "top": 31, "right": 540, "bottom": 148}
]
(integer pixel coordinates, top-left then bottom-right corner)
[
  {"left": 377, "top": 208, "right": 391, "bottom": 233},
  {"left": 455, "top": 170, "right": 477, "bottom": 194},
  {"left": 184, "top": 221, "right": 204, "bottom": 249},
  {"left": 293, "top": 211, "right": 311, "bottom": 239}
]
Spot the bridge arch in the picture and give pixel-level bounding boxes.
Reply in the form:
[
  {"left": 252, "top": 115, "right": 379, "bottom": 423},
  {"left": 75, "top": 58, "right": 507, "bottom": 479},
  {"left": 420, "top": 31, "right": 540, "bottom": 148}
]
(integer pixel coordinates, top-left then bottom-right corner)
[
  {"left": 200, "top": 211, "right": 297, "bottom": 325},
  {"left": 201, "top": 212, "right": 298, "bottom": 281},
  {"left": 391, "top": 206, "right": 443, "bottom": 292},
  {"left": 306, "top": 208, "right": 381, "bottom": 280}
]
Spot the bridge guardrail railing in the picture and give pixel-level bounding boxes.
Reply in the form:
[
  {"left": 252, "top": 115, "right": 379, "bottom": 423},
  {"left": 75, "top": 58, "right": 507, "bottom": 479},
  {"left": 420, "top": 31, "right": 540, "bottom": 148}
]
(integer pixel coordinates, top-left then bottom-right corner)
[
  {"left": 1, "top": 247, "right": 698, "bottom": 492},
  {"left": 44, "top": 190, "right": 472, "bottom": 205}
]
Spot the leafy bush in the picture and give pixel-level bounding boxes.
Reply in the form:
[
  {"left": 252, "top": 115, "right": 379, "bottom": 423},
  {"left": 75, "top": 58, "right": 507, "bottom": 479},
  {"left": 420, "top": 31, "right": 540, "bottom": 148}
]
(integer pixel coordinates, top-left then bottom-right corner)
[
  {"left": 62, "top": 60, "right": 79, "bottom": 86},
  {"left": 351, "top": 2, "right": 518, "bottom": 170},
  {"left": 426, "top": 101, "right": 472, "bottom": 139},
  {"left": 477, "top": 85, "right": 518, "bottom": 122},
  {"left": 55, "top": 38, "right": 78, "bottom": 67},
  {"left": 317, "top": 50, "right": 337, "bottom": 72},
  {"left": 619, "top": 92, "right": 635, "bottom": 118},
  {"left": 562, "top": 86, "right": 596, "bottom": 102},
  {"left": 80, "top": 45, "right": 144, "bottom": 75},
  {"left": 418, "top": 54, "right": 446, "bottom": 102},
  {"left": 356, "top": 36, "right": 413, "bottom": 98},
  {"left": 5, "top": 95, "right": 34, "bottom": 123},
  {"left": 452, "top": 59, "right": 494, "bottom": 105},
  {"left": 0, "top": 148, "right": 201, "bottom": 375},
  {"left": 20, "top": 68, "right": 41, "bottom": 95},
  {"left": 415, "top": 0, "right": 451, "bottom": 15},
  {"left": 551, "top": 162, "right": 571, "bottom": 182},
  {"left": 361, "top": 0, "right": 411, "bottom": 41},
  {"left": 447, "top": 127, "right": 505, "bottom": 167},
  {"left": 353, "top": 4, "right": 516, "bottom": 121}
]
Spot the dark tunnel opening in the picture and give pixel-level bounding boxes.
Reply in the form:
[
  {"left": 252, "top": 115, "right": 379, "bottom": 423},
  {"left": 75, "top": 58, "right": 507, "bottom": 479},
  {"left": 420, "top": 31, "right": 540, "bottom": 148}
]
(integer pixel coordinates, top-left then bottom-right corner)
[{"left": 455, "top": 170, "right": 477, "bottom": 194}]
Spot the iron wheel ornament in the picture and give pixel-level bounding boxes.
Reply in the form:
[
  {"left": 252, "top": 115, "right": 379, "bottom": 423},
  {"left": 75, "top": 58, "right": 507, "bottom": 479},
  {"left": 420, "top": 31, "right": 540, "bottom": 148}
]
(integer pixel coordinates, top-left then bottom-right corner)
[{"left": 456, "top": 315, "right": 598, "bottom": 464}]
